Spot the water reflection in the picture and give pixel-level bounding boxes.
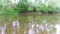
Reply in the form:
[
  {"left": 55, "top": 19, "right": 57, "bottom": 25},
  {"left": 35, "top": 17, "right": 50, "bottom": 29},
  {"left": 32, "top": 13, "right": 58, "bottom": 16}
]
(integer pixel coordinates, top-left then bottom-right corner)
[
  {"left": 12, "top": 20, "right": 20, "bottom": 34},
  {"left": 0, "top": 23, "right": 6, "bottom": 34},
  {"left": 0, "top": 14, "right": 60, "bottom": 34},
  {"left": 55, "top": 24, "right": 60, "bottom": 34},
  {"left": 12, "top": 20, "right": 20, "bottom": 28}
]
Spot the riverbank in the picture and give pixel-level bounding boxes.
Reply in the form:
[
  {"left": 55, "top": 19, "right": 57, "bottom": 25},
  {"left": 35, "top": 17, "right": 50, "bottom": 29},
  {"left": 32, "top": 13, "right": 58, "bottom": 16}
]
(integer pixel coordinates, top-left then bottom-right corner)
[{"left": 19, "top": 12, "right": 58, "bottom": 15}]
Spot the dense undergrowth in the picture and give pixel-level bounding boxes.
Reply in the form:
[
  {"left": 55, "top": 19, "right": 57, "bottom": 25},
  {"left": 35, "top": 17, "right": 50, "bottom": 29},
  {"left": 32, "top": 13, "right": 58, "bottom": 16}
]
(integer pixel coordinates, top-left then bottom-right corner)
[{"left": 0, "top": 0, "right": 60, "bottom": 14}]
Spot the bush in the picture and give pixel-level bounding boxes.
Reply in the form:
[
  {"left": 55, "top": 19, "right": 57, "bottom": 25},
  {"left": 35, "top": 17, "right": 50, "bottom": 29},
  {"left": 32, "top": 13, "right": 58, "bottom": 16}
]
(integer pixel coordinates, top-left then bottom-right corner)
[{"left": 0, "top": 0, "right": 60, "bottom": 14}]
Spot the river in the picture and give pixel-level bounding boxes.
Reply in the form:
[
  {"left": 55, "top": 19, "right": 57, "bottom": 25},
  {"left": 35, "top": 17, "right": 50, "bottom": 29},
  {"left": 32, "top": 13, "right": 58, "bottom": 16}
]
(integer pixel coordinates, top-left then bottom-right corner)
[{"left": 0, "top": 13, "right": 60, "bottom": 34}]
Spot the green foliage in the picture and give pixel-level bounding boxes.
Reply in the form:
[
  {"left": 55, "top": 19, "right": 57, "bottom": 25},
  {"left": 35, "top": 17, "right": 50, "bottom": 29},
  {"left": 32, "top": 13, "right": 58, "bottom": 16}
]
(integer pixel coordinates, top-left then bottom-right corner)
[
  {"left": 40, "top": 4, "right": 49, "bottom": 12},
  {"left": 27, "top": 7, "right": 33, "bottom": 12},
  {"left": 0, "top": 0, "right": 60, "bottom": 14},
  {"left": 16, "top": 0, "right": 31, "bottom": 12},
  {"left": 16, "top": 0, "right": 58, "bottom": 13},
  {"left": 6, "top": 8, "right": 19, "bottom": 15}
]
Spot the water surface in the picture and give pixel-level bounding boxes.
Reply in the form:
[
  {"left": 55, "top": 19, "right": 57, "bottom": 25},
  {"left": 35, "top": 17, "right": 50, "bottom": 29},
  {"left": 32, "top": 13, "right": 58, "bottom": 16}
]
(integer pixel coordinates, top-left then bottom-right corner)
[{"left": 0, "top": 13, "right": 60, "bottom": 34}]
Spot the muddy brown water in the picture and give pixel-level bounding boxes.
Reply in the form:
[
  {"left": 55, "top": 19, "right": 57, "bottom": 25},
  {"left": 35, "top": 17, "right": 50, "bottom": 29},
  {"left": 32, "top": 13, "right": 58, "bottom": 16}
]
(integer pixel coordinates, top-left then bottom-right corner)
[{"left": 0, "top": 13, "right": 60, "bottom": 34}]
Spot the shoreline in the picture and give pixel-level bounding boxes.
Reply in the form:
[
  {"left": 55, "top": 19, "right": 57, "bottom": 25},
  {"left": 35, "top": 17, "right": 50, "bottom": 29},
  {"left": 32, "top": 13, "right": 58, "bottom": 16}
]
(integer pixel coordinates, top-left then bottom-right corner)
[{"left": 19, "top": 12, "right": 58, "bottom": 15}]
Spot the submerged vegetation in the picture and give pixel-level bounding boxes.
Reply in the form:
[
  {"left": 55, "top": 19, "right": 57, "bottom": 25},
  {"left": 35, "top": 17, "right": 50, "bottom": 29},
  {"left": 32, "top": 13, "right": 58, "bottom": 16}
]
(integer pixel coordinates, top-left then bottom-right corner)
[{"left": 0, "top": 0, "right": 60, "bottom": 14}]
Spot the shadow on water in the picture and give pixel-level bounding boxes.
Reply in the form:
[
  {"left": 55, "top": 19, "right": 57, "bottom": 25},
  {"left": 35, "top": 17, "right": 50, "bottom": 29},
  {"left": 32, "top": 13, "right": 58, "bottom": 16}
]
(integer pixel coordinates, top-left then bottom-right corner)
[{"left": 0, "top": 13, "right": 60, "bottom": 34}]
